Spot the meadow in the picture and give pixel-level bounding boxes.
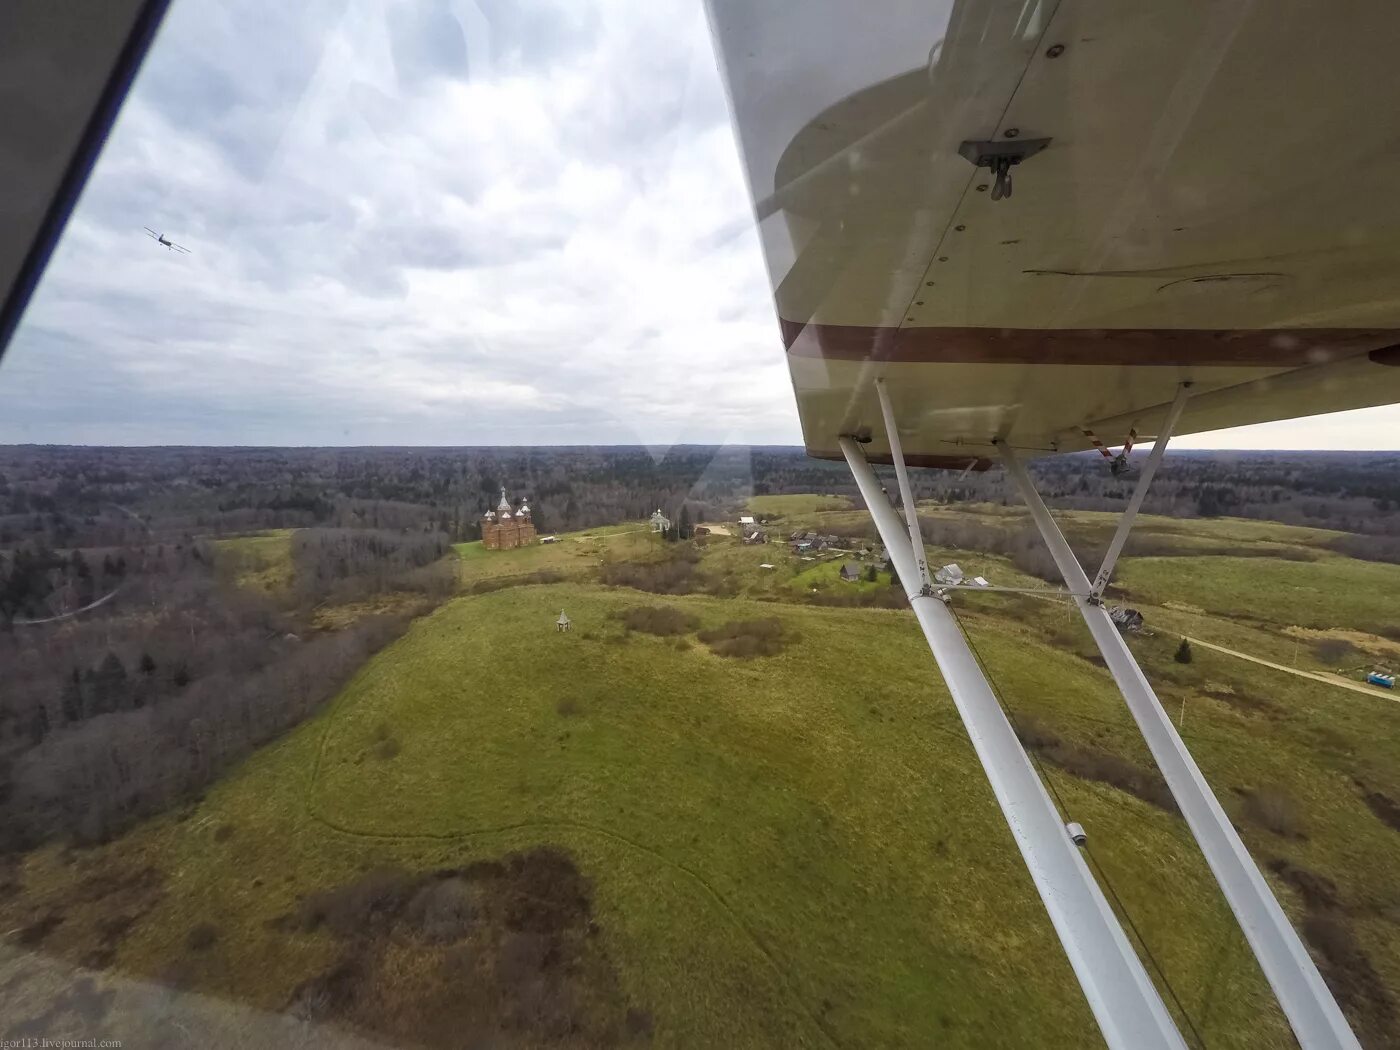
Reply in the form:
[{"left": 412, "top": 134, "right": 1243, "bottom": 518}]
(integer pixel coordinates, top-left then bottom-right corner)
[{"left": 4, "top": 503, "right": 1400, "bottom": 1048}]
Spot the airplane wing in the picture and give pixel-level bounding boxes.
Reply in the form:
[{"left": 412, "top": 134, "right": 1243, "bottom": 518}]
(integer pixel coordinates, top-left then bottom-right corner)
[
  {"left": 710, "top": 7, "right": 1376, "bottom": 1047},
  {"left": 707, "top": 0, "right": 1400, "bottom": 468},
  {"left": 0, "top": 1, "right": 172, "bottom": 357},
  {"left": 170, "top": 242, "right": 191, "bottom": 255}
]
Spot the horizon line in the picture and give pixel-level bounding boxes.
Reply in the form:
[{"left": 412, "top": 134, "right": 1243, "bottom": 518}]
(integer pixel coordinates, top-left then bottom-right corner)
[{"left": 3, "top": 442, "right": 1400, "bottom": 455}]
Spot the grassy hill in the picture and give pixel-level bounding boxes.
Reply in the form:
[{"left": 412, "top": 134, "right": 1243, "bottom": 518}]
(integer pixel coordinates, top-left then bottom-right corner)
[
  {"left": 747, "top": 494, "right": 855, "bottom": 517},
  {"left": 5, "top": 507, "right": 1400, "bottom": 1048}
]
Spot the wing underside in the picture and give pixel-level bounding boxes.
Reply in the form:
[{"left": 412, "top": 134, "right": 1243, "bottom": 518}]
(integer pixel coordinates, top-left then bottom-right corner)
[{"left": 708, "top": 0, "right": 1400, "bottom": 466}]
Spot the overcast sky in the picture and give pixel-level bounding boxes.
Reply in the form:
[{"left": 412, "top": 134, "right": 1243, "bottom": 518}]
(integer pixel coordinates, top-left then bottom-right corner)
[{"left": 2, "top": 0, "right": 1398, "bottom": 450}]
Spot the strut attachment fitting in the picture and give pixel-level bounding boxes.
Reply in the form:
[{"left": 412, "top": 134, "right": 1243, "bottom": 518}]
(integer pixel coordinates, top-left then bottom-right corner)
[{"left": 958, "top": 137, "right": 1052, "bottom": 200}]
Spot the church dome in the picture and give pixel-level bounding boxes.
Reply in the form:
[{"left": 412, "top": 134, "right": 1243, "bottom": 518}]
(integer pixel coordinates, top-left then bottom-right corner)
[
  {"left": 483, "top": 509, "right": 496, "bottom": 521},
  {"left": 518, "top": 503, "right": 531, "bottom": 517}
]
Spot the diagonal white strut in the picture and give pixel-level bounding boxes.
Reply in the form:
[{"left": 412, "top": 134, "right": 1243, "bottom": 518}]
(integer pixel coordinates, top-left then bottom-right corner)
[
  {"left": 841, "top": 435, "right": 1185, "bottom": 1050},
  {"left": 875, "top": 378, "right": 932, "bottom": 590},
  {"left": 1092, "top": 384, "right": 1192, "bottom": 597},
  {"left": 1000, "top": 445, "right": 1361, "bottom": 1050}
]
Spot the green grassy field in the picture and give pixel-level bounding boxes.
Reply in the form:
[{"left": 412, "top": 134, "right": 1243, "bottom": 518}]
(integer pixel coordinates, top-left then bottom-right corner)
[
  {"left": 916, "top": 503, "right": 1346, "bottom": 549},
  {"left": 783, "top": 558, "right": 889, "bottom": 594},
  {"left": 1118, "top": 556, "right": 1400, "bottom": 634},
  {"left": 747, "top": 493, "right": 854, "bottom": 517},
  {"left": 9, "top": 503, "right": 1400, "bottom": 1048},
  {"left": 454, "top": 524, "right": 655, "bottom": 587},
  {"left": 212, "top": 529, "right": 295, "bottom": 590}
]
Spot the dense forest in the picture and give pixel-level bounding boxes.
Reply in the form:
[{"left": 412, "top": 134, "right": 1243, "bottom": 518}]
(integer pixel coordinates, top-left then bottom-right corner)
[
  {"left": 751, "top": 448, "right": 1400, "bottom": 537},
  {"left": 5, "top": 445, "right": 1400, "bottom": 553},
  {"left": 3, "top": 443, "right": 1400, "bottom": 851}
]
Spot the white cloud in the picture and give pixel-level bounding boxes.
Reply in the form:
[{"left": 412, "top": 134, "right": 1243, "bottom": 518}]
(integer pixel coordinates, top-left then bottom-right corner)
[
  {"left": 0, "top": 0, "right": 793, "bottom": 447},
  {"left": 2, "top": 0, "right": 1398, "bottom": 452}
]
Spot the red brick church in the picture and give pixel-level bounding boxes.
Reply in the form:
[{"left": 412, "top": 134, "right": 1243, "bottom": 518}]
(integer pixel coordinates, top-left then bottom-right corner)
[{"left": 481, "top": 488, "right": 537, "bottom": 550}]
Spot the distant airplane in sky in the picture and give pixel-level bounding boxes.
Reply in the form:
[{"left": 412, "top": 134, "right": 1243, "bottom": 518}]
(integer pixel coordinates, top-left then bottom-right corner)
[{"left": 143, "top": 227, "right": 190, "bottom": 254}]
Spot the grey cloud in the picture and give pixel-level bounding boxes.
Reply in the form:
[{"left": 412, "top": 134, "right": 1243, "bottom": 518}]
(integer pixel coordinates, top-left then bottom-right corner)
[
  {"left": 0, "top": 0, "right": 803, "bottom": 448},
  {"left": 388, "top": 0, "right": 469, "bottom": 86},
  {"left": 470, "top": 0, "right": 600, "bottom": 72},
  {"left": 137, "top": 0, "right": 350, "bottom": 180}
]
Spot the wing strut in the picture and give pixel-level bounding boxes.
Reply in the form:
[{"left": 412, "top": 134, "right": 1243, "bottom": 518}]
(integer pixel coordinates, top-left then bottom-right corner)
[
  {"left": 1091, "top": 384, "right": 1191, "bottom": 597},
  {"left": 840, "top": 432, "right": 1186, "bottom": 1050},
  {"left": 999, "top": 426, "right": 1361, "bottom": 1050},
  {"left": 874, "top": 378, "right": 933, "bottom": 593}
]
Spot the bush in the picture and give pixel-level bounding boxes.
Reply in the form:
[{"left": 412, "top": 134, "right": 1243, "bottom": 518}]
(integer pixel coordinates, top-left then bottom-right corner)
[
  {"left": 1303, "top": 912, "right": 1360, "bottom": 966},
  {"left": 1313, "top": 638, "right": 1355, "bottom": 666},
  {"left": 626, "top": 1007, "right": 656, "bottom": 1038},
  {"left": 1242, "top": 786, "right": 1305, "bottom": 838},
  {"left": 1327, "top": 533, "right": 1400, "bottom": 565},
  {"left": 1299, "top": 911, "right": 1395, "bottom": 1031},
  {"left": 1267, "top": 858, "right": 1338, "bottom": 910},
  {"left": 805, "top": 586, "right": 905, "bottom": 610},
  {"left": 696, "top": 618, "right": 790, "bottom": 658},
  {"left": 1174, "top": 638, "right": 1193, "bottom": 664},
  {"left": 1015, "top": 715, "right": 1176, "bottom": 812},
  {"left": 298, "top": 868, "right": 418, "bottom": 936},
  {"left": 291, "top": 527, "right": 451, "bottom": 603},
  {"left": 599, "top": 555, "right": 698, "bottom": 595},
  {"left": 405, "top": 877, "right": 476, "bottom": 943},
  {"left": 496, "top": 930, "right": 550, "bottom": 985},
  {"left": 1359, "top": 787, "right": 1400, "bottom": 832},
  {"left": 17, "top": 912, "right": 64, "bottom": 947},
  {"left": 1012, "top": 714, "right": 1063, "bottom": 752},
  {"left": 613, "top": 605, "right": 698, "bottom": 636},
  {"left": 373, "top": 736, "right": 401, "bottom": 760},
  {"left": 465, "top": 570, "right": 564, "bottom": 595}
]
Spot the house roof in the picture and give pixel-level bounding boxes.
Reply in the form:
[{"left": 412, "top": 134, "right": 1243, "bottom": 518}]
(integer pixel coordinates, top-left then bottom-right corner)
[{"left": 934, "top": 563, "right": 965, "bottom": 585}]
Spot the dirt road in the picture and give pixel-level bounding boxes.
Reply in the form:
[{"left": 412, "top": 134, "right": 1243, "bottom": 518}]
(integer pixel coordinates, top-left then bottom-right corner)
[{"left": 1185, "top": 636, "right": 1399, "bottom": 703}]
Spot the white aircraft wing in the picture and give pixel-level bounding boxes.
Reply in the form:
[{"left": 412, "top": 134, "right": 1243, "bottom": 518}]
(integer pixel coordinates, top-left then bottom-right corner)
[{"left": 707, "top": 0, "right": 1400, "bottom": 468}]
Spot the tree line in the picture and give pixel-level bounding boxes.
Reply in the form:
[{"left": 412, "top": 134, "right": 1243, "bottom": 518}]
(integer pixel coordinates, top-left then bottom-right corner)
[{"left": 0, "top": 523, "right": 460, "bottom": 850}]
